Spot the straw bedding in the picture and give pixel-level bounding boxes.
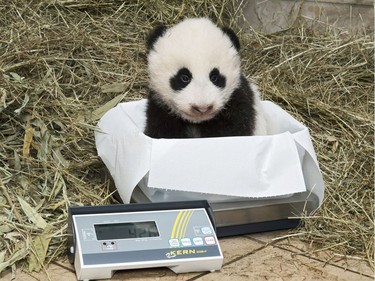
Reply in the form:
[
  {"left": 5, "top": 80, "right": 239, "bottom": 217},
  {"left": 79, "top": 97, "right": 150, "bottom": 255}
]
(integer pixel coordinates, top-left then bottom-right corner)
[{"left": 0, "top": 0, "right": 373, "bottom": 274}]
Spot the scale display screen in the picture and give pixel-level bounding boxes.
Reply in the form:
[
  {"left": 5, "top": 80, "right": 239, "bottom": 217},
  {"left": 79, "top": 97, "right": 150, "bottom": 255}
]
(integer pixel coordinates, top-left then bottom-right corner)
[{"left": 95, "top": 221, "right": 159, "bottom": 240}]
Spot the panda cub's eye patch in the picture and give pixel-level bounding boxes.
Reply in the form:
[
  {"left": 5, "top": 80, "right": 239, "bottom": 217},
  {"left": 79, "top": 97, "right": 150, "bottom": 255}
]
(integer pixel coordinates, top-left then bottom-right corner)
[
  {"left": 170, "top": 67, "right": 192, "bottom": 91},
  {"left": 209, "top": 68, "right": 226, "bottom": 88}
]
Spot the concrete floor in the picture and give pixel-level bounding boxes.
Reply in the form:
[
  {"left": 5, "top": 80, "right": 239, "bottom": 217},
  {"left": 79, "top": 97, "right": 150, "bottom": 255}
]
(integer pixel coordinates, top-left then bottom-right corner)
[{"left": 1, "top": 230, "right": 373, "bottom": 281}]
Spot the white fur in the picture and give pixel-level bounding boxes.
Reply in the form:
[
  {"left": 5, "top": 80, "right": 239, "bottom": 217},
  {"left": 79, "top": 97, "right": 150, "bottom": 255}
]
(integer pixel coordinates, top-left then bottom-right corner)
[
  {"left": 148, "top": 18, "right": 241, "bottom": 123},
  {"left": 248, "top": 82, "right": 268, "bottom": 135}
]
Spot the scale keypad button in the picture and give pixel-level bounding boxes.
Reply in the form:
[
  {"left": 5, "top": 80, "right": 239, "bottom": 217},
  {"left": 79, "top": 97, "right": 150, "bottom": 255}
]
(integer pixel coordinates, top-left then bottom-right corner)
[
  {"left": 180, "top": 238, "right": 192, "bottom": 246},
  {"left": 193, "top": 237, "right": 204, "bottom": 246},
  {"left": 201, "top": 227, "right": 212, "bottom": 235},
  {"left": 169, "top": 238, "right": 180, "bottom": 247},
  {"left": 204, "top": 236, "right": 216, "bottom": 245}
]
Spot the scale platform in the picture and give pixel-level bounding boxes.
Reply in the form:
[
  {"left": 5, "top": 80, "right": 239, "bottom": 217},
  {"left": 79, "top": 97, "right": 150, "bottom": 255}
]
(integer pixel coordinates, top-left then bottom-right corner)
[
  {"left": 96, "top": 99, "right": 324, "bottom": 239},
  {"left": 130, "top": 186, "right": 319, "bottom": 237}
]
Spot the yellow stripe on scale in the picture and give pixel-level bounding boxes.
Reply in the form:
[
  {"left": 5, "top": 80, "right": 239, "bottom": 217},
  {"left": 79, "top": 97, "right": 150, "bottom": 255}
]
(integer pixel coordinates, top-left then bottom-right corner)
[
  {"left": 179, "top": 210, "right": 193, "bottom": 239},
  {"left": 170, "top": 210, "right": 194, "bottom": 239},
  {"left": 175, "top": 211, "right": 188, "bottom": 239},
  {"left": 170, "top": 211, "right": 184, "bottom": 239}
]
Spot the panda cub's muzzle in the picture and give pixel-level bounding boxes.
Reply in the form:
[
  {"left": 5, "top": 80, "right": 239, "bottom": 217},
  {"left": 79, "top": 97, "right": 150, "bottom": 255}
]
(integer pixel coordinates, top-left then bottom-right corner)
[{"left": 181, "top": 101, "right": 218, "bottom": 123}]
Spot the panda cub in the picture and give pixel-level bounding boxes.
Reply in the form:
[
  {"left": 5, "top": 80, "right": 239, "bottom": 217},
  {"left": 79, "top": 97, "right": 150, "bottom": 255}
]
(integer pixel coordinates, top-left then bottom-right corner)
[{"left": 144, "top": 18, "right": 267, "bottom": 138}]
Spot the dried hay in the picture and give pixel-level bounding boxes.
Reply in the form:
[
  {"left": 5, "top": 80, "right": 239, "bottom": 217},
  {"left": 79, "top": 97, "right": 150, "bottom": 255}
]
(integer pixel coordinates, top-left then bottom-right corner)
[{"left": 0, "top": 0, "right": 373, "bottom": 275}]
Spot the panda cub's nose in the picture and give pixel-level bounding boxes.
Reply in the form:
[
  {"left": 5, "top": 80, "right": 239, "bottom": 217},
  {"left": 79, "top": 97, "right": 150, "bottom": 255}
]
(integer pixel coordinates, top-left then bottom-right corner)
[{"left": 191, "top": 104, "right": 214, "bottom": 114}]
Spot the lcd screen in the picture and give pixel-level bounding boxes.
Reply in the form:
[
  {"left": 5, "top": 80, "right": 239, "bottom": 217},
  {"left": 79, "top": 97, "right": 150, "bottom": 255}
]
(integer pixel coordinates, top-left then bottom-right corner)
[{"left": 95, "top": 221, "right": 159, "bottom": 240}]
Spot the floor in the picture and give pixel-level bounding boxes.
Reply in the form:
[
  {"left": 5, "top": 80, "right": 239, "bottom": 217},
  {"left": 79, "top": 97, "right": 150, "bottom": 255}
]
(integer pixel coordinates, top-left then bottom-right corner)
[{"left": 1, "top": 230, "right": 373, "bottom": 281}]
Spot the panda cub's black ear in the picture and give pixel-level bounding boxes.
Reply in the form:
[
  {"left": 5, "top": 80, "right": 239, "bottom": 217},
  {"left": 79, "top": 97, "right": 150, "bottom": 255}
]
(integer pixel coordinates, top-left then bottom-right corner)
[
  {"left": 146, "top": 24, "right": 167, "bottom": 50},
  {"left": 221, "top": 27, "right": 240, "bottom": 51}
]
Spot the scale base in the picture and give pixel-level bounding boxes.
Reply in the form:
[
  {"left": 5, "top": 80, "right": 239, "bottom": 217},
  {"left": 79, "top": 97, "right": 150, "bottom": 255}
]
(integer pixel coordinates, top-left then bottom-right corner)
[
  {"left": 131, "top": 187, "right": 318, "bottom": 237},
  {"left": 74, "top": 258, "right": 222, "bottom": 281}
]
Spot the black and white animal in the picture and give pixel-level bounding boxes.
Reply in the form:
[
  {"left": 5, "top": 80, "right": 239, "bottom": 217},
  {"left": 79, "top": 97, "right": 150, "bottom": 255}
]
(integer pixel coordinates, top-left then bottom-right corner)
[{"left": 144, "top": 18, "right": 267, "bottom": 138}]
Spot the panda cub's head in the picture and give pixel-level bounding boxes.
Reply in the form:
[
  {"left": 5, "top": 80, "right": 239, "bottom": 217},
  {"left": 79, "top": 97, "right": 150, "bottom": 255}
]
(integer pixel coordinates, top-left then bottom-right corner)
[{"left": 147, "top": 18, "right": 242, "bottom": 123}]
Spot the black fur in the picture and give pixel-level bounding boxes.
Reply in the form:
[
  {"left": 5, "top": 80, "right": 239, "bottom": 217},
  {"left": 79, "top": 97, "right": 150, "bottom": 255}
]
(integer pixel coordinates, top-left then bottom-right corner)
[
  {"left": 221, "top": 27, "right": 240, "bottom": 51},
  {"left": 170, "top": 67, "right": 193, "bottom": 91},
  {"left": 144, "top": 76, "right": 256, "bottom": 138},
  {"left": 146, "top": 24, "right": 167, "bottom": 50},
  {"left": 147, "top": 24, "right": 240, "bottom": 52},
  {"left": 209, "top": 68, "right": 226, "bottom": 88}
]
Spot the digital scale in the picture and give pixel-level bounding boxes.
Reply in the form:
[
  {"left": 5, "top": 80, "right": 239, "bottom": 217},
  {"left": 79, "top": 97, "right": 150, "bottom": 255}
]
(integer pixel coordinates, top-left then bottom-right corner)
[
  {"left": 68, "top": 184, "right": 320, "bottom": 281},
  {"left": 68, "top": 200, "right": 223, "bottom": 281},
  {"left": 76, "top": 98, "right": 324, "bottom": 281}
]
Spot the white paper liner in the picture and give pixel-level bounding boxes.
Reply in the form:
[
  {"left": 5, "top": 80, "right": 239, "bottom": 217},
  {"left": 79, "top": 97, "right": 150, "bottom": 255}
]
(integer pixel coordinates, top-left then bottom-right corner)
[{"left": 95, "top": 99, "right": 324, "bottom": 205}]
